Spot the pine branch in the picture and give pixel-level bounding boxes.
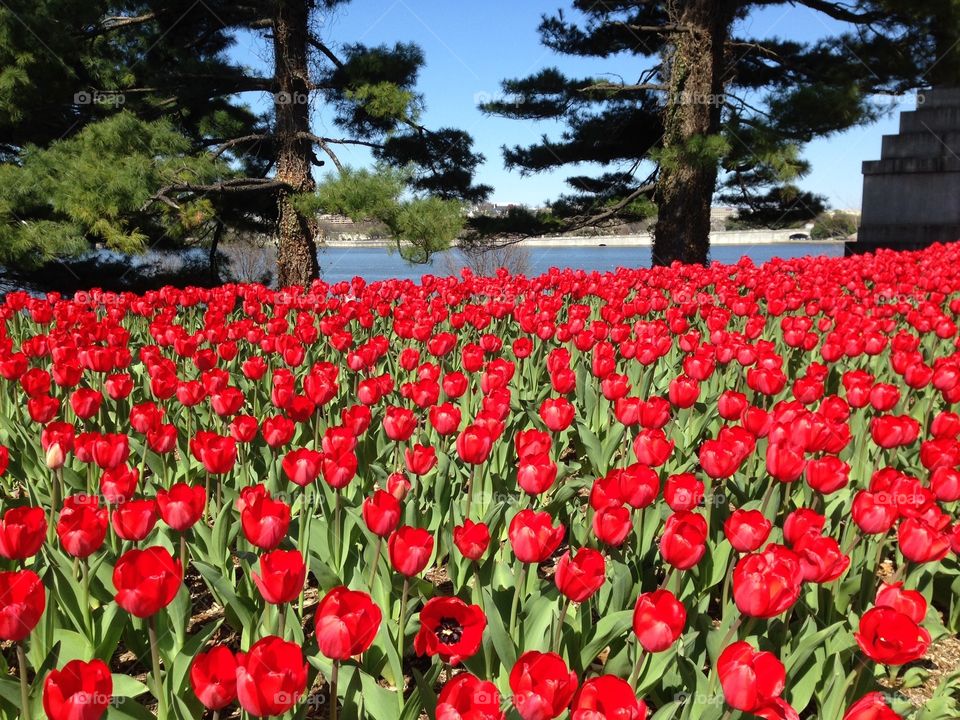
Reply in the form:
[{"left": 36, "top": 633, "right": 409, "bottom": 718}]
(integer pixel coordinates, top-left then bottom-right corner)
[
  {"left": 141, "top": 179, "right": 288, "bottom": 212},
  {"left": 789, "top": 0, "right": 886, "bottom": 23},
  {"left": 98, "top": 13, "right": 156, "bottom": 31},
  {"left": 578, "top": 82, "right": 668, "bottom": 93},
  {"left": 210, "top": 134, "right": 273, "bottom": 158},
  {"left": 307, "top": 36, "right": 346, "bottom": 70}
]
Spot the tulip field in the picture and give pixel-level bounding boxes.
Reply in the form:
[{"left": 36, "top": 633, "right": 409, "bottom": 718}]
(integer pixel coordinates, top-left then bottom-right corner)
[{"left": 5, "top": 244, "right": 960, "bottom": 720}]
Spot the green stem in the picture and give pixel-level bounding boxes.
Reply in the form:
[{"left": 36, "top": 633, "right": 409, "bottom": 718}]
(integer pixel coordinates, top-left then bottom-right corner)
[
  {"left": 721, "top": 553, "right": 736, "bottom": 610},
  {"left": 148, "top": 615, "right": 167, "bottom": 720},
  {"left": 628, "top": 645, "right": 647, "bottom": 688},
  {"left": 80, "top": 558, "right": 92, "bottom": 641},
  {"left": 277, "top": 603, "right": 287, "bottom": 639},
  {"left": 552, "top": 598, "right": 571, "bottom": 652},
  {"left": 330, "top": 659, "right": 339, "bottom": 720},
  {"left": 465, "top": 466, "right": 475, "bottom": 518},
  {"left": 298, "top": 486, "right": 310, "bottom": 615},
  {"left": 397, "top": 577, "right": 411, "bottom": 659},
  {"left": 509, "top": 561, "right": 528, "bottom": 637},
  {"left": 17, "top": 644, "right": 30, "bottom": 720},
  {"left": 335, "top": 488, "right": 343, "bottom": 569},
  {"left": 369, "top": 536, "right": 383, "bottom": 588}
]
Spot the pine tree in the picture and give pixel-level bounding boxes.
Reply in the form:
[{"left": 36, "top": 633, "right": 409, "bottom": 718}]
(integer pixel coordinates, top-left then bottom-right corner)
[
  {"left": 0, "top": 1, "right": 489, "bottom": 286},
  {"left": 480, "top": 1, "right": 944, "bottom": 265}
]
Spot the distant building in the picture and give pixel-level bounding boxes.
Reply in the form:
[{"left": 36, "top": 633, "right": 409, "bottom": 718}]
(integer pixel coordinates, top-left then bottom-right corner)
[
  {"left": 317, "top": 214, "right": 354, "bottom": 225},
  {"left": 710, "top": 206, "right": 738, "bottom": 231}
]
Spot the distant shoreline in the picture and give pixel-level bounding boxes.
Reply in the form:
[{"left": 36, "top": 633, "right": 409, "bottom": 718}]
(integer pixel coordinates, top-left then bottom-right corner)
[{"left": 323, "top": 232, "right": 849, "bottom": 249}]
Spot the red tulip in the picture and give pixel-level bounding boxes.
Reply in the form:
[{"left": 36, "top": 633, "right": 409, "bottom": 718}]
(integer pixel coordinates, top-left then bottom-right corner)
[
  {"left": 509, "top": 510, "right": 565, "bottom": 563},
  {"left": 659, "top": 511, "right": 707, "bottom": 569},
  {"left": 414, "top": 596, "right": 487, "bottom": 665},
  {"left": 782, "top": 508, "right": 825, "bottom": 545},
  {"left": 851, "top": 491, "right": 898, "bottom": 535},
  {"left": 717, "top": 641, "right": 786, "bottom": 712},
  {"left": 405, "top": 443, "right": 438, "bottom": 476},
  {"left": 235, "top": 636, "right": 307, "bottom": 716},
  {"left": 453, "top": 519, "right": 491, "bottom": 561},
  {"left": 570, "top": 675, "right": 647, "bottom": 720},
  {"left": 855, "top": 607, "right": 930, "bottom": 665},
  {"left": 99, "top": 465, "right": 140, "bottom": 504},
  {"left": 554, "top": 547, "right": 606, "bottom": 602},
  {"left": 315, "top": 586, "right": 382, "bottom": 660},
  {"left": 70, "top": 388, "right": 102, "bottom": 419},
  {"left": 733, "top": 545, "right": 803, "bottom": 618},
  {"left": 793, "top": 533, "right": 849, "bottom": 583},
  {"left": 385, "top": 471, "right": 411, "bottom": 500},
  {"left": 362, "top": 489, "right": 401, "bottom": 537},
  {"left": 456, "top": 424, "right": 494, "bottom": 464},
  {"left": 239, "top": 485, "right": 292, "bottom": 550},
  {"left": 539, "top": 397, "right": 575, "bottom": 432},
  {"left": 517, "top": 454, "right": 558, "bottom": 495},
  {"left": 85, "top": 433, "right": 127, "bottom": 470},
  {"left": 388, "top": 526, "right": 434, "bottom": 576},
  {"left": 618, "top": 463, "right": 660, "bottom": 509},
  {"left": 632, "top": 589, "right": 686, "bottom": 653},
  {"left": 156, "top": 483, "right": 206, "bottom": 531},
  {"left": 633, "top": 429, "right": 674, "bottom": 467},
  {"left": 805, "top": 455, "right": 850, "bottom": 494},
  {"left": 252, "top": 549, "right": 306, "bottom": 605},
  {"left": 57, "top": 495, "right": 108, "bottom": 558},
  {"left": 384, "top": 406, "right": 418, "bottom": 441},
  {"left": 190, "top": 646, "right": 237, "bottom": 711},
  {"left": 663, "top": 472, "right": 703, "bottom": 512},
  {"left": 429, "top": 403, "right": 462, "bottom": 436},
  {"left": 190, "top": 431, "right": 237, "bottom": 474},
  {"left": 260, "top": 415, "right": 297, "bottom": 450},
  {"left": 592, "top": 505, "right": 633, "bottom": 547},
  {"left": 436, "top": 673, "right": 503, "bottom": 720},
  {"left": 43, "top": 658, "right": 112, "bottom": 720},
  {"left": 0, "top": 506, "right": 47, "bottom": 560},
  {"left": 112, "top": 546, "right": 182, "bottom": 618},
  {"left": 843, "top": 692, "right": 902, "bottom": 720},
  {"left": 111, "top": 499, "right": 159, "bottom": 542},
  {"left": 279, "top": 448, "right": 323, "bottom": 487},
  {"left": 0, "top": 569, "right": 45, "bottom": 641},
  {"left": 898, "top": 517, "right": 951, "bottom": 563},
  {"left": 875, "top": 582, "right": 927, "bottom": 624},
  {"left": 723, "top": 509, "right": 771, "bottom": 553},
  {"left": 510, "top": 651, "right": 578, "bottom": 720}
]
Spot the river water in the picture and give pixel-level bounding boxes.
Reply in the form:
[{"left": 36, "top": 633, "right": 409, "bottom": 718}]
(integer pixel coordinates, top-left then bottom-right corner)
[{"left": 316, "top": 243, "right": 846, "bottom": 284}]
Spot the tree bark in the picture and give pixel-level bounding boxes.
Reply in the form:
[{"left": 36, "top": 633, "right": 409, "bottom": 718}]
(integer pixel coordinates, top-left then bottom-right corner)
[
  {"left": 273, "top": 0, "right": 319, "bottom": 287},
  {"left": 652, "top": 1, "right": 734, "bottom": 266}
]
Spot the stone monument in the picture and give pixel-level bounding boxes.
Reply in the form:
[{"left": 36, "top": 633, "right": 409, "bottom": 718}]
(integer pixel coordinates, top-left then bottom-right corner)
[{"left": 853, "top": 87, "right": 960, "bottom": 255}]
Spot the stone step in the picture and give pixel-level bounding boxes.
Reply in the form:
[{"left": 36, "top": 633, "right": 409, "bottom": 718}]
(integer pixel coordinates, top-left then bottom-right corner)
[
  {"left": 914, "top": 87, "right": 960, "bottom": 108},
  {"left": 880, "top": 130, "right": 960, "bottom": 159},
  {"left": 900, "top": 106, "right": 960, "bottom": 134},
  {"left": 864, "top": 156, "right": 960, "bottom": 174}
]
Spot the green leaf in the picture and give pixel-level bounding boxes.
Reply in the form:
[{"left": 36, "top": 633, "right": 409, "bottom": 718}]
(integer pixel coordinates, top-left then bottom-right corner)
[
  {"left": 579, "top": 609, "right": 632, "bottom": 669},
  {"left": 111, "top": 674, "right": 150, "bottom": 698},
  {"left": 481, "top": 587, "right": 517, "bottom": 670}
]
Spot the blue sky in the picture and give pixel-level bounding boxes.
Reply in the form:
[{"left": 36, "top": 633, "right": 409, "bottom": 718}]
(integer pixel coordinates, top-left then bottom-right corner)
[{"left": 229, "top": 1, "right": 920, "bottom": 211}]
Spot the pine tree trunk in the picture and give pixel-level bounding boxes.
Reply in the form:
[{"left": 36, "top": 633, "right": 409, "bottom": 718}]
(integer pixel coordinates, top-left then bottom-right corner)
[
  {"left": 652, "top": 2, "right": 733, "bottom": 266},
  {"left": 273, "top": 0, "right": 319, "bottom": 288}
]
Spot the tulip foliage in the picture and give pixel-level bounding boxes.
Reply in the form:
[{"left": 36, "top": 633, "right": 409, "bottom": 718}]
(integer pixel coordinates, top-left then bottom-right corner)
[{"left": 4, "top": 245, "right": 960, "bottom": 719}]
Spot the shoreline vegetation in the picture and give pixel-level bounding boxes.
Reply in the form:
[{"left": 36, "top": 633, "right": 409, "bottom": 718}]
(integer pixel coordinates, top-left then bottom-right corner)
[{"left": 325, "top": 232, "right": 850, "bottom": 249}]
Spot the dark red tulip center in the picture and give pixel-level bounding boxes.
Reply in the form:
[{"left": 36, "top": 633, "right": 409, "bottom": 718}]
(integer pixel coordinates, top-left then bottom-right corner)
[{"left": 436, "top": 617, "right": 464, "bottom": 645}]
